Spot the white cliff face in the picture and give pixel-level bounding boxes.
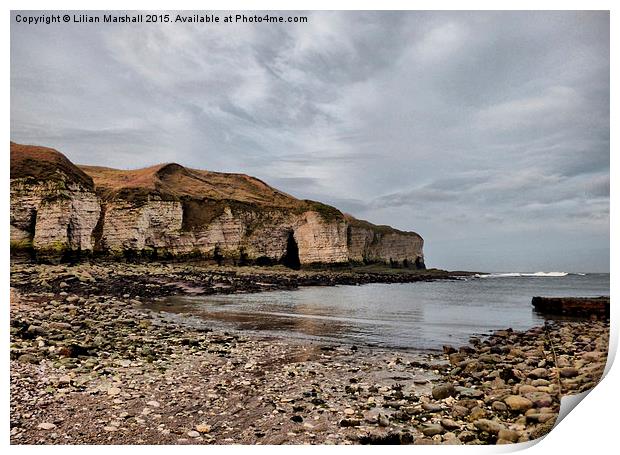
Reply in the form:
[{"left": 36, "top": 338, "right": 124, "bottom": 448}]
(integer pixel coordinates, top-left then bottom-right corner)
[
  {"left": 368, "top": 232, "right": 424, "bottom": 264},
  {"left": 33, "top": 198, "right": 72, "bottom": 251},
  {"left": 347, "top": 225, "right": 425, "bottom": 266},
  {"left": 190, "top": 206, "right": 246, "bottom": 256},
  {"left": 10, "top": 180, "right": 42, "bottom": 246},
  {"left": 238, "top": 210, "right": 291, "bottom": 260},
  {"left": 11, "top": 183, "right": 423, "bottom": 266},
  {"left": 100, "top": 200, "right": 183, "bottom": 253},
  {"left": 11, "top": 179, "right": 101, "bottom": 253},
  {"left": 346, "top": 225, "right": 375, "bottom": 263},
  {"left": 293, "top": 211, "right": 349, "bottom": 264},
  {"left": 67, "top": 194, "right": 101, "bottom": 250}
]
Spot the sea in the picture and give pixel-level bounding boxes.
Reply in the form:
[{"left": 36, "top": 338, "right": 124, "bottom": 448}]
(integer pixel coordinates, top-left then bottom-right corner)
[{"left": 152, "top": 272, "right": 610, "bottom": 351}]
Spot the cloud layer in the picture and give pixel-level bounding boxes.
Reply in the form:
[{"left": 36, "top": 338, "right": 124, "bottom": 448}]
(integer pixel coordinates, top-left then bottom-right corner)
[{"left": 11, "top": 11, "right": 610, "bottom": 271}]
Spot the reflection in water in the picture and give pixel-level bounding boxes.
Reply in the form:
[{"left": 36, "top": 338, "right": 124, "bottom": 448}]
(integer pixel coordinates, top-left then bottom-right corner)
[
  {"left": 148, "top": 273, "right": 609, "bottom": 350},
  {"left": 151, "top": 296, "right": 355, "bottom": 339}
]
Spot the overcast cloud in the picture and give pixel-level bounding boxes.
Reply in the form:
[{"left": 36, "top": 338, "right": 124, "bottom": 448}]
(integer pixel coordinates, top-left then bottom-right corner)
[{"left": 10, "top": 11, "right": 609, "bottom": 272}]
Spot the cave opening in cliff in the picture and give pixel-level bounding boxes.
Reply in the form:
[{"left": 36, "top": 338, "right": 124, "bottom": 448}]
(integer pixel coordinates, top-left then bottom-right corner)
[{"left": 281, "top": 231, "right": 301, "bottom": 270}]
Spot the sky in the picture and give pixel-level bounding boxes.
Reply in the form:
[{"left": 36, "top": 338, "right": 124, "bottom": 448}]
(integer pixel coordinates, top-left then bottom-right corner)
[{"left": 10, "top": 11, "right": 610, "bottom": 272}]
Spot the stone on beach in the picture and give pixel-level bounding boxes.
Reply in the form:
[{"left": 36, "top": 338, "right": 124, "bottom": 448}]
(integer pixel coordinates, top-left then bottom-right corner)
[
  {"left": 559, "top": 367, "right": 579, "bottom": 378},
  {"left": 504, "top": 396, "right": 533, "bottom": 412},
  {"left": 528, "top": 368, "right": 548, "bottom": 379},
  {"left": 196, "top": 424, "right": 211, "bottom": 433},
  {"left": 36, "top": 422, "right": 56, "bottom": 430},
  {"left": 440, "top": 418, "right": 460, "bottom": 430},
  {"left": 432, "top": 383, "right": 456, "bottom": 400},
  {"left": 497, "top": 428, "right": 520, "bottom": 443},
  {"left": 474, "top": 419, "right": 504, "bottom": 434},
  {"left": 421, "top": 423, "right": 444, "bottom": 436}
]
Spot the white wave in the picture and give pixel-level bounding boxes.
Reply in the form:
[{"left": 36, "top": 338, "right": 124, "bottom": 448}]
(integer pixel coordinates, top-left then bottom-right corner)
[
  {"left": 529, "top": 272, "right": 569, "bottom": 277},
  {"left": 475, "top": 272, "right": 569, "bottom": 278}
]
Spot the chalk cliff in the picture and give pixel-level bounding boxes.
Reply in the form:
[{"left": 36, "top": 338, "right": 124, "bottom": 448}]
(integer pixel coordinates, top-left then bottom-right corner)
[{"left": 10, "top": 142, "right": 425, "bottom": 268}]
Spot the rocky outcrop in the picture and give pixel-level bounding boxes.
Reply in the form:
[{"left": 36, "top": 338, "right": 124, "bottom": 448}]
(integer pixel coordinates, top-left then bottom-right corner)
[
  {"left": 347, "top": 218, "right": 425, "bottom": 267},
  {"left": 10, "top": 144, "right": 101, "bottom": 257},
  {"left": 532, "top": 296, "right": 610, "bottom": 317},
  {"left": 33, "top": 191, "right": 100, "bottom": 253},
  {"left": 10, "top": 142, "right": 425, "bottom": 267}
]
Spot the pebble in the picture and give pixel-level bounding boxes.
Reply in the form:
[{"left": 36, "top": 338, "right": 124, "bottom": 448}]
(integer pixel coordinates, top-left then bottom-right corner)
[
  {"left": 422, "top": 402, "right": 443, "bottom": 412},
  {"left": 491, "top": 401, "right": 508, "bottom": 412},
  {"left": 474, "top": 419, "right": 503, "bottom": 434},
  {"left": 469, "top": 406, "right": 487, "bottom": 420},
  {"left": 504, "top": 395, "right": 533, "bottom": 412},
  {"left": 36, "top": 423, "right": 56, "bottom": 430},
  {"left": 455, "top": 386, "right": 483, "bottom": 398},
  {"left": 421, "top": 423, "right": 444, "bottom": 436},
  {"left": 18, "top": 354, "right": 38, "bottom": 364},
  {"left": 196, "top": 424, "right": 211, "bottom": 433},
  {"left": 49, "top": 322, "right": 72, "bottom": 330},
  {"left": 528, "top": 368, "right": 549, "bottom": 379},
  {"left": 497, "top": 428, "right": 520, "bottom": 442},
  {"left": 582, "top": 351, "right": 603, "bottom": 361},
  {"left": 432, "top": 383, "right": 456, "bottom": 400},
  {"left": 560, "top": 367, "right": 579, "bottom": 378},
  {"left": 440, "top": 418, "right": 460, "bottom": 430},
  {"left": 528, "top": 393, "right": 553, "bottom": 408},
  {"left": 458, "top": 430, "right": 477, "bottom": 442},
  {"left": 339, "top": 419, "right": 360, "bottom": 427},
  {"left": 518, "top": 385, "right": 537, "bottom": 395}
]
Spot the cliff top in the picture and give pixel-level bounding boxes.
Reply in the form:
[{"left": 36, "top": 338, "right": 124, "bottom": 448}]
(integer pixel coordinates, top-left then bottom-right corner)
[
  {"left": 78, "top": 162, "right": 300, "bottom": 207},
  {"left": 344, "top": 214, "right": 421, "bottom": 238},
  {"left": 9, "top": 141, "right": 421, "bottom": 237},
  {"left": 10, "top": 142, "right": 94, "bottom": 189}
]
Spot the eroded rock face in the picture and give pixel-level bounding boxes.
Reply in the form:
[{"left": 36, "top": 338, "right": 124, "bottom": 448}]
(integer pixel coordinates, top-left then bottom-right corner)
[
  {"left": 348, "top": 225, "right": 424, "bottom": 266},
  {"left": 10, "top": 142, "right": 425, "bottom": 266},
  {"left": 100, "top": 200, "right": 184, "bottom": 253},
  {"left": 94, "top": 204, "right": 356, "bottom": 265},
  {"left": 11, "top": 179, "right": 100, "bottom": 256},
  {"left": 293, "top": 211, "right": 349, "bottom": 264}
]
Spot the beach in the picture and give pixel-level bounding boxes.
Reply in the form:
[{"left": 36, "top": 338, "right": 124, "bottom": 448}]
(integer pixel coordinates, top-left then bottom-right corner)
[{"left": 9, "top": 261, "right": 609, "bottom": 445}]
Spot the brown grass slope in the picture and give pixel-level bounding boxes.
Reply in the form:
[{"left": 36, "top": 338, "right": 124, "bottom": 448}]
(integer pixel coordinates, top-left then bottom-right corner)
[
  {"left": 10, "top": 142, "right": 94, "bottom": 189},
  {"left": 78, "top": 162, "right": 301, "bottom": 208}
]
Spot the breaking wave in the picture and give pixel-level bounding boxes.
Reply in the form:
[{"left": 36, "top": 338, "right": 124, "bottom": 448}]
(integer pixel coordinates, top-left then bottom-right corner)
[{"left": 475, "top": 272, "right": 570, "bottom": 278}]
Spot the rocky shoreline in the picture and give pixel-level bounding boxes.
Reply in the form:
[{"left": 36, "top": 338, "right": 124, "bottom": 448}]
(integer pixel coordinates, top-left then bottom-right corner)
[
  {"left": 9, "top": 259, "right": 471, "bottom": 298},
  {"left": 10, "top": 261, "right": 609, "bottom": 445}
]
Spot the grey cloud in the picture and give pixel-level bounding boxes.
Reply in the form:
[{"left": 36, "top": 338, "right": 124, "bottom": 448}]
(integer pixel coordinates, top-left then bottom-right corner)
[
  {"left": 10, "top": 10, "right": 609, "bottom": 271},
  {"left": 426, "top": 173, "right": 491, "bottom": 191}
]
